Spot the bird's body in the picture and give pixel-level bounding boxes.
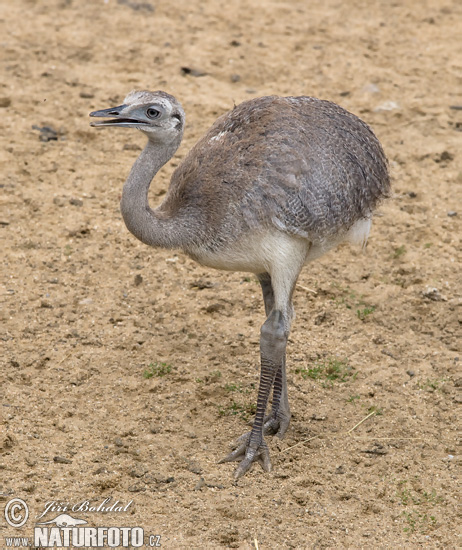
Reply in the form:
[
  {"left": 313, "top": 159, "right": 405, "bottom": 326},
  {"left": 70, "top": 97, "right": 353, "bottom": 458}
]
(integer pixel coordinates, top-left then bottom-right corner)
[
  {"left": 158, "top": 96, "right": 386, "bottom": 267},
  {"left": 90, "top": 91, "right": 390, "bottom": 479}
]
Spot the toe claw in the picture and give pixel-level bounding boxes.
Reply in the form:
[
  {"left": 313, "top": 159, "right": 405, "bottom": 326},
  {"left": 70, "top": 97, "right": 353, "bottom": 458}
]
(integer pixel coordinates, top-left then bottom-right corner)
[{"left": 219, "top": 433, "right": 272, "bottom": 479}]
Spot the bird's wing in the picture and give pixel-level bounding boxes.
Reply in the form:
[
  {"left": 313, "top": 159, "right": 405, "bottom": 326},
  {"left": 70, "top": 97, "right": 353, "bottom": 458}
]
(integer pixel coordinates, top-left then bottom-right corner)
[{"left": 258, "top": 107, "right": 389, "bottom": 242}]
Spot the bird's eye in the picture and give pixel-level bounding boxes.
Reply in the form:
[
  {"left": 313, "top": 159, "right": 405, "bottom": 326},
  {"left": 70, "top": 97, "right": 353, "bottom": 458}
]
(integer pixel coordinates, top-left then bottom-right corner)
[{"left": 146, "top": 108, "right": 161, "bottom": 119}]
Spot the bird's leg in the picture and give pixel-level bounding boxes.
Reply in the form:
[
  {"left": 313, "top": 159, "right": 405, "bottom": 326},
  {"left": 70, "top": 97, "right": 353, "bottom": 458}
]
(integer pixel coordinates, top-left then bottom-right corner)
[
  {"left": 219, "top": 308, "right": 288, "bottom": 479},
  {"left": 258, "top": 273, "right": 291, "bottom": 439},
  {"left": 263, "top": 355, "right": 291, "bottom": 438}
]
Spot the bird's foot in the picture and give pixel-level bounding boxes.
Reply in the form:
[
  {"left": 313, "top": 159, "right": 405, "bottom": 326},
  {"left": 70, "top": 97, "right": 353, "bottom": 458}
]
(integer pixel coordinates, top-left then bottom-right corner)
[
  {"left": 218, "top": 432, "right": 272, "bottom": 480},
  {"left": 263, "top": 411, "right": 290, "bottom": 439}
]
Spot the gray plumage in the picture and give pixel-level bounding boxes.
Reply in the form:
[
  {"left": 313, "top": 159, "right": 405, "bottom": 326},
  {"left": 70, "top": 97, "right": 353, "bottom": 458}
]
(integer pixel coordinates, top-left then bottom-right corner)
[{"left": 90, "top": 91, "right": 390, "bottom": 479}]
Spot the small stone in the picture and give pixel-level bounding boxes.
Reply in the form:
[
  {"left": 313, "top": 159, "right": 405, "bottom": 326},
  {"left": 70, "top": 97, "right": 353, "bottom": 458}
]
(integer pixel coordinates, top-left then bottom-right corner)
[
  {"left": 134, "top": 274, "right": 143, "bottom": 286},
  {"left": 181, "top": 67, "right": 207, "bottom": 77},
  {"left": 374, "top": 100, "right": 399, "bottom": 112},
  {"left": 335, "top": 465, "right": 346, "bottom": 474},
  {"left": 32, "top": 125, "right": 59, "bottom": 142},
  {"left": 129, "top": 465, "right": 147, "bottom": 478},
  {"left": 190, "top": 279, "right": 214, "bottom": 289},
  {"left": 0, "top": 97, "right": 11, "bottom": 108},
  {"left": 79, "top": 91, "right": 94, "bottom": 99},
  {"left": 22, "top": 483, "right": 36, "bottom": 494},
  {"left": 114, "top": 438, "right": 124, "bottom": 447},
  {"left": 362, "top": 444, "right": 388, "bottom": 456},
  {"left": 453, "top": 395, "right": 462, "bottom": 404},
  {"left": 53, "top": 196, "right": 66, "bottom": 207},
  {"left": 447, "top": 211, "right": 457, "bottom": 217},
  {"left": 127, "top": 483, "right": 146, "bottom": 492},
  {"left": 118, "top": 0, "right": 154, "bottom": 12},
  {"left": 194, "top": 477, "right": 206, "bottom": 491},
  {"left": 407, "top": 370, "right": 415, "bottom": 377},
  {"left": 230, "top": 40, "right": 241, "bottom": 47},
  {"left": 53, "top": 456, "right": 72, "bottom": 464},
  {"left": 186, "top": 460, "right": 202, "bottom": 475},
  {"left": 230, "top": 74, "right": 241, "bottom": 83},
  {"left": 422, "top": 287, "right": 447, "bottom": 301},
  {"left": 69, "top": 198, "right": 83, "bottom": 207},
  {"left": 123, "top": 143, "right": 142, "bottom": 151},
  {"left": 434, "top": 151, "right": 453, "bottom": 163}
]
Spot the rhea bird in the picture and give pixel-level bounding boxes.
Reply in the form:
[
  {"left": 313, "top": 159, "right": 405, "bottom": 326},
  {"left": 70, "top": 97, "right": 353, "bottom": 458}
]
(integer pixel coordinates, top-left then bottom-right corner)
[{"left": 90, "top": 90, "right": 390, "bottom": 479}]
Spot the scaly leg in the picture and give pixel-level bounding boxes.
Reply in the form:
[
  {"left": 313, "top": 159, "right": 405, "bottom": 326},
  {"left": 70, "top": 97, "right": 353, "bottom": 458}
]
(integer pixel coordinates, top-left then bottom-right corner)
[
  {"left": 258, "top": 273, "right": 291, "bottom": 438},
  {"left": 219, "top": 308, "right": 289, "bottom": 478}
]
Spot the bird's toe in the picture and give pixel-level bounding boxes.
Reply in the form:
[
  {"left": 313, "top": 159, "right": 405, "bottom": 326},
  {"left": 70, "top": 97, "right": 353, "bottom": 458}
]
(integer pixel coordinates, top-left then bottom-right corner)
[
  {"left": 218, "top": 434, "right": 272, "bottom": 479},
  {"left": 233, "top": 443, "right": 272, "bottom": 480},
  {"left": 263, "top": 413, "right": 290, "bottom": 439}
]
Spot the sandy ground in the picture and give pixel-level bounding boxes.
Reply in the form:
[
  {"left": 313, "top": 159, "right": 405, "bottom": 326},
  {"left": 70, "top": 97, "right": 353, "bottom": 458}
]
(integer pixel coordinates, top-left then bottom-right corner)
[{"left": 1, "top": 0, "right": 461, "bottom": 548}]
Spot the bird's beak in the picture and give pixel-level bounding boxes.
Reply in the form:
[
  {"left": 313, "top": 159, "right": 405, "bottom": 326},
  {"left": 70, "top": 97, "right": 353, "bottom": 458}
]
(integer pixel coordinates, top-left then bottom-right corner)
[{"left": 89, "top": 105, "right": 146, "bottom": 127}]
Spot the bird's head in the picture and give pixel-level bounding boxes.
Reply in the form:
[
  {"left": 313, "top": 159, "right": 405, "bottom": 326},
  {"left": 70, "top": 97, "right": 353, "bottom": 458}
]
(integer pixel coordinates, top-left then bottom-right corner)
[{"left": 89, "top": 90, "right": 185, "bottom": 144}]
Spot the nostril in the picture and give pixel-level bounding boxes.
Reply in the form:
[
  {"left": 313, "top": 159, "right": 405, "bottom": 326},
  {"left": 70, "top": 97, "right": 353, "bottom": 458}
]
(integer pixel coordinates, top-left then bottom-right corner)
[{"left": 108, "top": 110, "right": 120, "bottom": 116}]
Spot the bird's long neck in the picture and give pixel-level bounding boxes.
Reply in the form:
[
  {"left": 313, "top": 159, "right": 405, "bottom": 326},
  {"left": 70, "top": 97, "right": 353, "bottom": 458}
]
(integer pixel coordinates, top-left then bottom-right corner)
[{"left": 120, "top": 137, "right": 182, "bottom": 249}]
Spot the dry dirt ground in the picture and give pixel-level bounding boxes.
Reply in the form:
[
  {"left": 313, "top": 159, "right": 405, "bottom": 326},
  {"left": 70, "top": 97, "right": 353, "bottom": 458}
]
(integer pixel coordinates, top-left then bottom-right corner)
[{"left": 1, "top": 0, "right": 461, "bottom": 548}]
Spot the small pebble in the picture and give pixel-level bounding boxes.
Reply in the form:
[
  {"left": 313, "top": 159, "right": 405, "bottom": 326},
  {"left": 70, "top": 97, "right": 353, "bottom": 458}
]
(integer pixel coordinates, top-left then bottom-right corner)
[
  {"left": 194, "top": 477, "right": 206, "bottom": 491},
  {"left": 53, "top": 456, "right": 72, "bottom": 464},
  {"left": 129, "top": 465, "right": 147, "bottom": 478},
  {"left": 374, "top": 100, "right": 399, "bottom": 112},
  {"left": 447, "top": 211, "right": 457, "bottom": 217},
  {"left": 422, "top": 287, "right": 447, "bottom": 301},
  {"left": 32, "top": 125, "right": 59, "bottom": 142},
  {"left": 123, "top": 143, "right": 142, "bottom": 151},
  {"left": 407, "top": 370, "right": 415, "bottom": 377},
  {"left": 69, "top": 198, "right": 83, "bottom": 207},
  {"left": 127, "top": 483, "right": 146, "bottom": 493},
  {"left": 181, "top": 67, "right": 207, "bottom": 77}
]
